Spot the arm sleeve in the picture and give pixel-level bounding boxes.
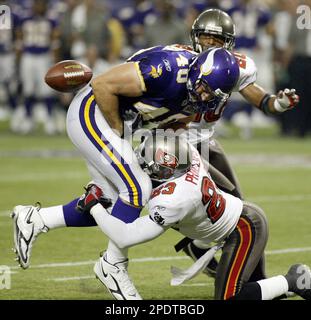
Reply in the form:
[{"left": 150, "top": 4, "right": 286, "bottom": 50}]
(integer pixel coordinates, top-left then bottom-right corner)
[{"left": 91, "top": 204, "right": 166, "bottom": 249}]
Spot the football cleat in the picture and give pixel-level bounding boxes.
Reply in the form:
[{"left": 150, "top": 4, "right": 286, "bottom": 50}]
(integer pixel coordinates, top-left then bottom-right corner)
[
  {"left": 183, "top": 242, "right": 218, "bottom": 278},
  {"left": 11, "top": 204, "right": 48, "bottom": 269},
  {"left": 76, "top": 183, "right": 112, "bottom": 213},
  {"left": 285, "top": 264, "right": 311, "bottom": 300},
  {"left": 94, "top": 254, "right": 142, "bottom": 300}
]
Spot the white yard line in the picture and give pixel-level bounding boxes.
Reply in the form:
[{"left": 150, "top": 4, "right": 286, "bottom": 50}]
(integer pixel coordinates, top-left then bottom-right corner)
[
  {"left": 265, "top": 247, "right": 311, "bottom": 255},
  {"left": 249, "top": 194, "right": 311, "bottom": 203},
  {"left": 49, "top": 275, "right": 94, "bottom": 282},
  {"left": 0, "top": 210, "right": 11, "bottom": 217},
  {"left": 48, "top": 246, "right": 311, "bottom": 282},
  {"left": 9, "top": 256, "right": 187, "bottom": 271},
  {"left": 6, "top": 246, "right": 307, "bottom": 281},
  {"left": 1, "top": 171, "right": 88, "bottom": 183}
]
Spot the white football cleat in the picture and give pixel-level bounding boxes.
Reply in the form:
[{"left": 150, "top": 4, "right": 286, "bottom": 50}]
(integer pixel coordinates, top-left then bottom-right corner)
[
  {"left": 11, "top": 205, "right": 48, "bottom": 269},
  {"left": 94, "top": 254, "right": 142, "bottom": 300}
]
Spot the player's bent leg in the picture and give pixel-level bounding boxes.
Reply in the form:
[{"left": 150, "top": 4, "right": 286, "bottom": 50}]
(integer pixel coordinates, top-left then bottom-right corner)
[
  {"left": 11, "top": 204, "right": 48, "bottom": 269},
  {"left": 175, "top": 138, "right": 244, "bottom": 274},
  {"left": 94, "top": 252, "right": 142, "bottom": 300},
  {"left": 215, "top": 202, "right": 268, "bottom": 300},
  {"left": 66, "top": 86, "right": 152, "bottom": 211}
]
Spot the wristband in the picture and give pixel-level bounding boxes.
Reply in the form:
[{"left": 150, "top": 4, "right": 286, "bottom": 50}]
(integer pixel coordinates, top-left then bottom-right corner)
[{"left": 259, "top": 94, "right": 274, "bottom": 115}]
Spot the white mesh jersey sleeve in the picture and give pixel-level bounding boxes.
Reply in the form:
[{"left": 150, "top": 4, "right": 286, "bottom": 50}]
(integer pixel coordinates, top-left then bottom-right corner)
[
  {"left": 91, "top": 205, "right": 166, "bottom": 249},
  {"left": 232, "top": 52, "right": 257, "bottom": 92}
]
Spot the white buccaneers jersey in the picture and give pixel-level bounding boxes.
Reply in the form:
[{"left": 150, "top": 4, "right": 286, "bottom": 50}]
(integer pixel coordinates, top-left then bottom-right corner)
[
  {"left": 185, "top": 52, "right": 257, "bottom": 145},
  {"left": 147, "top": 147, "right": 243, "bottom": 243}
]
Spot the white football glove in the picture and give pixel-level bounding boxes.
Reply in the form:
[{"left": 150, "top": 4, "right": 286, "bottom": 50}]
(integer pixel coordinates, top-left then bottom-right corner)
[{"left": 274, "top": 88, "right": 299, "bottom": 113}]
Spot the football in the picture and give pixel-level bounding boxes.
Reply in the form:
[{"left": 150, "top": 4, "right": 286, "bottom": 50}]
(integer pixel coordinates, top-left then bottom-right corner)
[{"left": 45, "top": 60, "right": 93, "bottom": 93}]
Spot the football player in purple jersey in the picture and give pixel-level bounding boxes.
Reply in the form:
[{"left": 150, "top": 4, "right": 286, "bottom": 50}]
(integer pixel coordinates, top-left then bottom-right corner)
[{"left": 11, "top": 46, "right": 240, "bottom": 299}]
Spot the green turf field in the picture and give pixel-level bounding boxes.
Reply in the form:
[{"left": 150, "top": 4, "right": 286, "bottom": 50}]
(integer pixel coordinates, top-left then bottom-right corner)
[{"left": 0, "top": 124, "right": 311, "bottom": 300}]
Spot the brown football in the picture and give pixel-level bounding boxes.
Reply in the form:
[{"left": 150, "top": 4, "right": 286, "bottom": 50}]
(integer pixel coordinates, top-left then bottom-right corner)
[{"left": 45, "top": 60, "right": 93, "bottom": 93}]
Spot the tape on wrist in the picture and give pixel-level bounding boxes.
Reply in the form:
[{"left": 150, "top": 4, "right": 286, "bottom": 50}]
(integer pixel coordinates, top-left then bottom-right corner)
[{"left": 259, "top": 94, "right": 274, "bottom": 115}]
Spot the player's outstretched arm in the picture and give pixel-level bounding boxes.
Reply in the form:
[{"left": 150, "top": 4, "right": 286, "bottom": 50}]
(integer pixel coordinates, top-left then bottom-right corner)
[
  {"left": 91, "top": 62, "right": 144, "bottom": 135},
  {"left": 240, "top": 83, "right": 299, "bottom": 115},
  {"left": 90, "top": 204, "right": 166, "bottom": 248}
]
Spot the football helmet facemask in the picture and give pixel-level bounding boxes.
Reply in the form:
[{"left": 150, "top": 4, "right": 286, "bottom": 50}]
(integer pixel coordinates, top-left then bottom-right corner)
[
  {"left": 191, "top": 8, "right": 236, "bottom": 53},
  {"left": 186, "top": 47, "right": 239, "bottom": 113},
  {"left": 135, "top": 133, "right": 192, "bottom": 183}
]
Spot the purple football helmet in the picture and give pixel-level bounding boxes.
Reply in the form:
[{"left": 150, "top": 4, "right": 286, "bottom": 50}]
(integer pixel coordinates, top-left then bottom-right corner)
[{"left": 187, "top": 48, "right": 239, "bottom": 113}]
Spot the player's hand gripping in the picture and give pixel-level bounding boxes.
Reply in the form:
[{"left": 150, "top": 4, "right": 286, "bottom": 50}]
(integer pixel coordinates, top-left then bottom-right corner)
[
  {"left": 76, "top": 183, "right": 112, "bottom": 213},
  {"left": 274, "top": 88, "right": 299, "bottom": 112}
]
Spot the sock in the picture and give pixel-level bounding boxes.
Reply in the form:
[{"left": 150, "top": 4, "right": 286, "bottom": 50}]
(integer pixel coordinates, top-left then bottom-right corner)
[
  {"left": 105, "top": 241, "right": 129, "bottom": 265},
  {"left": 63, "top": 198, "right": 97, "bottom": 227},
  {"left": 257, "top": 275, "right": 289, "bottom": 300},
  {"left": 111, "top": 197, "right": 142, "bottom": 223},
  {"left": 39, "top": 205, "right": 66, "bottom": 229},
  {"left": 44, "top": 97, "right": 55, "bottom": 116},
  {"left": 5, "top": 82, "right": 17, "bottom": 110},
  {"left": 24, "top": 96, "right": 35, "bottom": 117}
]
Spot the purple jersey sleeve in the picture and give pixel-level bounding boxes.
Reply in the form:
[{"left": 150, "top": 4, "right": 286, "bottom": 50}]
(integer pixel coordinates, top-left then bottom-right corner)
[
  {"left": 119, "top": 45, "right": 196, "bottom": 124},
  {"left": 128, "top": 45, "right": 195, "bottom": 97},
  {"left": 137, "top": 52, "right": 175, "bottom": 95}
]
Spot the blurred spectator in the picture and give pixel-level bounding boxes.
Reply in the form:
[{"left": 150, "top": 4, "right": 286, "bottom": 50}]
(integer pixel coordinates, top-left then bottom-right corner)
[
  {"left": 223, "top": 0, "right": 273, "bottom": 139},
  {"left": 58, "top": 0, "right": 79, "bottom": 60},
  {"left": 106, "top": 16, "right": 126, "bottom": 63},
  {"left": 144, "top": 0, "right": 189, "bottom": 47},
  {"left": 275, "top": 0, "right": 311, "bottom": 137},
  {"left": 71, "top": 0, "right": 112, "bottom": 60},
  {"left": 184, "top": 1, "right": 227, "bottom": 43},
  {"left": 15, "top": 0, "right": 60, "bottom": 135},
  {"left": 113, "top": 0, "right": 156, "bottom": 57},
  {"left": 81, "top": 44, "right": 114, "bottom": 77},
  {"left": 0, "top": 0, "right": 18, "bottom": 127}
]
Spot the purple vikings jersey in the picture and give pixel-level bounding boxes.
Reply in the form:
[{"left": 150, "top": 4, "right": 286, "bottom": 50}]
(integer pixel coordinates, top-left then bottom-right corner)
[
  {"left": 19, "top": 15, "right": 57, "bottom": 54},
  {"left": 119, "top": 45, "right": 197, "bottom": 127}
]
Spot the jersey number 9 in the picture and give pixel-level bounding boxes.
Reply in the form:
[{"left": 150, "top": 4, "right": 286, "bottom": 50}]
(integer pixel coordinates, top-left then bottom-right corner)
[{"left": 201, "top": 176, "right": 226, "bottom": 224}]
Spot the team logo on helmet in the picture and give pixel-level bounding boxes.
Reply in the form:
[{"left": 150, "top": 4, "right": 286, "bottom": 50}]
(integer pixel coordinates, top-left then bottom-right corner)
[
  {"left": 200, "top": 48, "right": 217, "bottom": 76},
  {"left": 155, "top": 148, "right": 179, "bottom": 169},
  {"left": 149, "top": 64, "right": 163, "bottom": 78}
]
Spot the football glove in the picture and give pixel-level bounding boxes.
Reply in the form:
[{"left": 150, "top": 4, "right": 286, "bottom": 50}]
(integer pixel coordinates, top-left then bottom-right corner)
[
  {"left": 76, "top": 184, "right": 112, "bottom": 213},
  {"left": 274, "top": 88, "right": 299, "bottom": 112}
]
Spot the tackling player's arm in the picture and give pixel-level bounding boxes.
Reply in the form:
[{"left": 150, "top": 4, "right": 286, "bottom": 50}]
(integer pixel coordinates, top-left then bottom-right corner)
[
  {"left": 240, "top": 83, "right": 299, "bottom": 115},
  {"left": 91, "top": 62, "right": 144, "bottom": 135},
  {"left": 90, "top": 204, "right": 166, "bottom": 248}
]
